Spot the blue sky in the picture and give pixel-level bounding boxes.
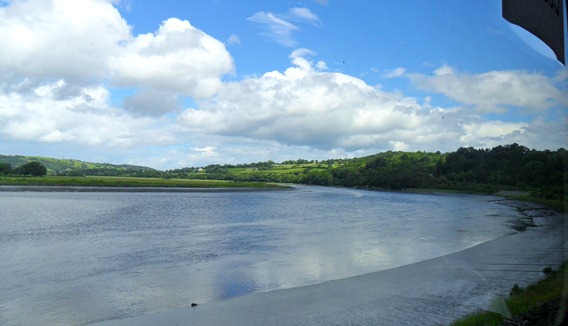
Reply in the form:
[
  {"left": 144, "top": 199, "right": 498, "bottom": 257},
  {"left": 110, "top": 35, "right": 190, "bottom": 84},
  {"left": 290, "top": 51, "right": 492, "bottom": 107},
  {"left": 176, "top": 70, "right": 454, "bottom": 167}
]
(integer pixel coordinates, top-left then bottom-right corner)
[{"left": 0, "top": 0, "right": 566, "bottom": 169}]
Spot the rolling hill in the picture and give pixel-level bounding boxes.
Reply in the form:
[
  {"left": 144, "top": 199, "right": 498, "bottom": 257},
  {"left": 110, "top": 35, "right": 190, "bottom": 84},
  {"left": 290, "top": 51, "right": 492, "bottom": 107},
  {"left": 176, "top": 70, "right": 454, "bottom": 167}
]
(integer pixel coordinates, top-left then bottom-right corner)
[{"left": 0, "top": 155, "right": 156, "bottom": 176}]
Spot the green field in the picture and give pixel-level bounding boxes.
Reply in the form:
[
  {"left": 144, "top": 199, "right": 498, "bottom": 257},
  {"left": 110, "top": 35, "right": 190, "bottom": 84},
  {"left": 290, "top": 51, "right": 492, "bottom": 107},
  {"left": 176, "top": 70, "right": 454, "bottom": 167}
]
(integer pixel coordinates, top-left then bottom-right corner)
[
  {"left": 225, "top": 163, "right": 322, "bottom": 175},
  {"left": 0, "top": 176, "right": 286, "bottom": 189}
]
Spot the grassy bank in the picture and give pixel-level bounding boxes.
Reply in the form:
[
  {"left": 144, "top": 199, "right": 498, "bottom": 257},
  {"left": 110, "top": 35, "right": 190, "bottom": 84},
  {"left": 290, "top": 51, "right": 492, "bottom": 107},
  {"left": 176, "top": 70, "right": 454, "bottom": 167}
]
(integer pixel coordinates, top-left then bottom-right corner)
[
  {"left": 452, "top": 262, "right": 567, "bottom": 325},
  {"left": 0, "top": 176, "right": 286, "bottom": 189}
]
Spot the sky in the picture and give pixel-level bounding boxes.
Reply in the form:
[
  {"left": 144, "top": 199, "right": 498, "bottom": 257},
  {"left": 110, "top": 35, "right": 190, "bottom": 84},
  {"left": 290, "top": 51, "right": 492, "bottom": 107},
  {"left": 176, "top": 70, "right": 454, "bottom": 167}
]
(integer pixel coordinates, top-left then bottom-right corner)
[{"left": 0, "top": 0, "right": 567, "bottom": 169}]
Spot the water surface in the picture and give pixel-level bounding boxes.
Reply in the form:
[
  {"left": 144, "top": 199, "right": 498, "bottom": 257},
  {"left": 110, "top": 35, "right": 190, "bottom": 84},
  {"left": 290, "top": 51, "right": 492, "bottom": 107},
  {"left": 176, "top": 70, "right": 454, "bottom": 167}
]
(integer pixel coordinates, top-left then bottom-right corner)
[{"left": 0, "top": 186, "right": 522, "bottom": 325}]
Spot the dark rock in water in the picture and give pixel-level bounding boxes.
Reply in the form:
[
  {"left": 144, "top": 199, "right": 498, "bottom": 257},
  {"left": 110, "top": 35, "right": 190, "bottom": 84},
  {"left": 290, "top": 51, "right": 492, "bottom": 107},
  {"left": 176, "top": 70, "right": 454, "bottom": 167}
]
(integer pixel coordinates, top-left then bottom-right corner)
[{"left": 191, "top": 303, "right": 198, "bottom": 307}]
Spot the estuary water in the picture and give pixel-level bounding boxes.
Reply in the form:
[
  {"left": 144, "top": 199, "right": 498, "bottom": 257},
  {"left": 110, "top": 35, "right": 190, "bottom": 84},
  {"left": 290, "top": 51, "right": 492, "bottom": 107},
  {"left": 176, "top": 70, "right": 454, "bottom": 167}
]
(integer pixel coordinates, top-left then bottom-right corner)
[{"left": 0, "top": 186, "right": 523, "bottom": 325}]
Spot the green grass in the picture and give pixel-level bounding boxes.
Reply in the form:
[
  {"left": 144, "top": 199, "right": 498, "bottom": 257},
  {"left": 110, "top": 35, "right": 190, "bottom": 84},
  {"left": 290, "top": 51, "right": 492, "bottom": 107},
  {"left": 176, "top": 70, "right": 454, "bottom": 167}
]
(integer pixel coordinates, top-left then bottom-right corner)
[
  {"left": 452, "top": 311, "right": 503, "bottom": 326},
  {"left": 0, "top": 176, "right": 286, "bottom": 189},
  {"left": 452, "top": 262, "right": 567, "bottom": 325}
]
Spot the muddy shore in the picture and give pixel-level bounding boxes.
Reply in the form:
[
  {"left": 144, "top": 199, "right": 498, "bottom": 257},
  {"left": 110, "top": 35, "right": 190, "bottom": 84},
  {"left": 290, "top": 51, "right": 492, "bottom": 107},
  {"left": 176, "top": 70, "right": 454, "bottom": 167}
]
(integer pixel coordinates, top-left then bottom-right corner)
[{"left": 94, "top": 200, "right": 566, "bottom": 325}]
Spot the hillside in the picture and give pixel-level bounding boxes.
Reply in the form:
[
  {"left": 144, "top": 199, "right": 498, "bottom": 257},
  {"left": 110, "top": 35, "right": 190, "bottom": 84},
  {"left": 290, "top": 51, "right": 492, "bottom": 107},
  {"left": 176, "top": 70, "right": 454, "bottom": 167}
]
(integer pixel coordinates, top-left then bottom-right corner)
[
  {"left": 0, "top": 155, "right": 157, "bottom": 177},
  {"left": 173, "top": 144, "right": 566, "bottom": 203},
  {"left": 1, "top": 144, "right": 566, "bottom": 205}
]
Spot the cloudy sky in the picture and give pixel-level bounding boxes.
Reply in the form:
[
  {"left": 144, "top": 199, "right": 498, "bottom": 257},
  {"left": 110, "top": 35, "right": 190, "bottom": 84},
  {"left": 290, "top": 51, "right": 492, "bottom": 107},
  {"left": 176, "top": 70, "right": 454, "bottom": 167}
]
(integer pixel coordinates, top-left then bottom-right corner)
[{"left": 0, "top": 0, "right": 566, "bottom": 169}]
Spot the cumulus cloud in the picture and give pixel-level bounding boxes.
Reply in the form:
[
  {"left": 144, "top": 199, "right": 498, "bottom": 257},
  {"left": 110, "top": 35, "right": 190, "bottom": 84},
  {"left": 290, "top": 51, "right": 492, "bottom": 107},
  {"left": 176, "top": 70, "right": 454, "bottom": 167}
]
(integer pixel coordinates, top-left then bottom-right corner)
[
  {"left": 409, "top": 65, "right": 568, "bottom": 113},
  {"left": 109, "top": 18, "right": 234, "bottom": 98},
  {"left": 247, "top": 7, "right": 321, "bottom": 47},
  {"left": 459, "top": 120, "right": 529, "bottom": 145},
  {"left": 0, "top": 80, "right": 175, "bottom": 147},
  {"left": 0, "top": 0, "right": 186, "bottom": 149},
  {"left": 520, "top": 117, "right": 568, "bottom": 150},
  {"left": 454, "top": 117, "right": 568, "bottom": 150},
  {"left": 0, "top": 0, "right": 130, "bottom": 81},
  {"left": 178, "top": 52, "right": 566, "bottom": 157},
  {"left": 0, "top": 0, "right": 234, "bottom": 114},
  {"left": 180, "top": 51, "right": 450, "bottom": 151},
  {"left": 122, "top": 89, "right": 181, "bottom": 117}
]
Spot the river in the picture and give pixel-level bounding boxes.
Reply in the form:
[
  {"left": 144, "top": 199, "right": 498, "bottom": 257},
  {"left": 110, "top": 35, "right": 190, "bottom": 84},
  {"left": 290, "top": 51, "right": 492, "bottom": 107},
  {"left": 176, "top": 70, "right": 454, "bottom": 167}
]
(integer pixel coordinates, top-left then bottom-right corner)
[{"left": 0, "top": 185, "right": 523, "bottom": 325}]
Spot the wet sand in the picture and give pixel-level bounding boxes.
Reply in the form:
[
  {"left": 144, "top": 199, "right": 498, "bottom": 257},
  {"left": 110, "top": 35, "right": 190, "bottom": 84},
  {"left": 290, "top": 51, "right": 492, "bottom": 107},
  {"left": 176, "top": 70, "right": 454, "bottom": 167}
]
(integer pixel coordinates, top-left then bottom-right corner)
[{"left": 94, "top": 200, "right": 566, "bottom": 325}]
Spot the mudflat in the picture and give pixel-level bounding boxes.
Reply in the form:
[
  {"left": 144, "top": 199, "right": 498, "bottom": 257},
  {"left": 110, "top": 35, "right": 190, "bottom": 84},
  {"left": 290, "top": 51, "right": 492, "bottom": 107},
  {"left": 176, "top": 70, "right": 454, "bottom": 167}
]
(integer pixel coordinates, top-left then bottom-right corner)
[{"left": 94, "top": 200, "right": 566, "bottom": 326}]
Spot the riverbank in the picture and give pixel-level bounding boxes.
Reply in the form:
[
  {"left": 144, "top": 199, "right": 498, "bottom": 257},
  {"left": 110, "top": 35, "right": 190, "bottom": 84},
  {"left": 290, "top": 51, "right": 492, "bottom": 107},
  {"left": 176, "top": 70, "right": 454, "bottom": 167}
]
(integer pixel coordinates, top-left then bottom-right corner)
[
  {"left": 0, "top": 185, "right": 292, "bottom": 193},
  {"left": 0, "top": 176, "right": 288, "bottom": 190},
  {"left": 94, "top": 199, "right": 566, "bottom": 326}
]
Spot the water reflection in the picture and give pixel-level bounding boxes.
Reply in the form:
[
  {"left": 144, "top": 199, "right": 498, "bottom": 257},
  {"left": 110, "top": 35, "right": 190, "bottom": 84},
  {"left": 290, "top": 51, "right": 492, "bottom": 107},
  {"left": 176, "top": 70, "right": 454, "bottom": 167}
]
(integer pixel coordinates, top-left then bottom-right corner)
[{"left": 0, "top": 186, "right": 521, "bottom": 325}]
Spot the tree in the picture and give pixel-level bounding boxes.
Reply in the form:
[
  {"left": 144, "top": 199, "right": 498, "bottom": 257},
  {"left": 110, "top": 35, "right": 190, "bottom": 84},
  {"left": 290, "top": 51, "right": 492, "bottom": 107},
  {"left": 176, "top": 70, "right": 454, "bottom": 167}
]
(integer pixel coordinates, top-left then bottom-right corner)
[
  {"left": 0, "top": 163, "right": 11, "bottom": 174},
  {"left": 14, "top": 162, "right": 47, "bottom": 176}
]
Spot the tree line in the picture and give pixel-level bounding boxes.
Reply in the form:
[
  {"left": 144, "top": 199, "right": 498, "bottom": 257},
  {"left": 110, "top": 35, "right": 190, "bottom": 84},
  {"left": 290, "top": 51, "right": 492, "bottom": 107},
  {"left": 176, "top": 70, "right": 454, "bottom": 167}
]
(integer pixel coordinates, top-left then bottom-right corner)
[
  {"left": 2, "top": 144, "right": 565, "bottom": 200},
  {"left": 190, "top": 144, "right": 566, "bottom": 200}
]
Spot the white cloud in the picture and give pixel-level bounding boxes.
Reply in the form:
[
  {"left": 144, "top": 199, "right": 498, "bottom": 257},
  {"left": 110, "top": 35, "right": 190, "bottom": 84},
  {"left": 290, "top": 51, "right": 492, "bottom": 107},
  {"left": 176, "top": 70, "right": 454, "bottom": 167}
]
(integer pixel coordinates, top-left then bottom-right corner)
[
  {"left": 109, "top": 18, "right": 234, "bottom": 98},
  {"left": 554, "top": 69, "right": 568, "bottom": 82},
  {"left": 316, "top": 61, "right": 329, "bottom": 70},
  {"left": 520, "top": 117, "right": 568, "bottom": 150},
  {"left": 178, "top": 54, "right": 566, "bottom": 161},
  {"left": 247, "top": 11, "right": 299, "bottom": 47},
  {"left": 454, "top": 116, "right": 568, "bottom": 151},
  {"left": 409, "top": 65, "right": 568, "bottom": 113},
  {"left": 247, "top": 7, "right": 321, "bottom": 47},
  {"left": 227, "top": 34, "right": 241, "bottom": 45},
  {"left": 122, "top": 89, "right": 180, "bottom": 117},
  {"left": 389, "top": 141, "right": 409, "bottom": 151},
  {"left": 0, "top": 0, "right": 130, "bottom": 81},
  {"left": 289, "top": 48, "right": 320, "bottom": 72},
  {"left": 288, "top": 7, "right": 322, "bottom": 26},
  {"left": 191, "top": 146, "right": 216, "bottom": 153},
  {"left": 0, "top": 0, "right": 234, "bottom": 113},
  {"left": 0, "top": 80, "right": 175, "bottom": 147},
  {"left": 382, "top": 67, "right": 406, "bottom": 79},
  {"left": 180, "top": 51, "right": 451, "bottom": 151},
  {"left": 459, "top": 120, "right": 529, "bottom": 146}
]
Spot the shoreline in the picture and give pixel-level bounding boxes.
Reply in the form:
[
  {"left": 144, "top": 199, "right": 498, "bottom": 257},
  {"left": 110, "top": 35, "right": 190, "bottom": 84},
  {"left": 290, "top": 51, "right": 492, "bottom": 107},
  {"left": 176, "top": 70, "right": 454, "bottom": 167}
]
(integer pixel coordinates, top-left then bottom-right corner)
[
  {"left": 0, "top": 185, "right": 293, "bottom": 193},
  {"left": 93, "top": 204, "right": 566, "bottom": 326}
]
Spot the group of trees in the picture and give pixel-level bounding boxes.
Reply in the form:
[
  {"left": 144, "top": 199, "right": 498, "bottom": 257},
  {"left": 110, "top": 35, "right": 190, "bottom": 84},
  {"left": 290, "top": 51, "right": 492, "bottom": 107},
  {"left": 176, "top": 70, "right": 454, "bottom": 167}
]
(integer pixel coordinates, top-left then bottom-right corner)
[
  {"left": 0, "top": 162, "right": 47, "bottom": 176},
  {"left": 438, "top": 144, "right": 565, "bottom": 198},
  {"left": 188, "top": 144, "right": 565, "bottom": 199},
  {"left": 218, "top": 151, "right": 444, "bottom": 188}
]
